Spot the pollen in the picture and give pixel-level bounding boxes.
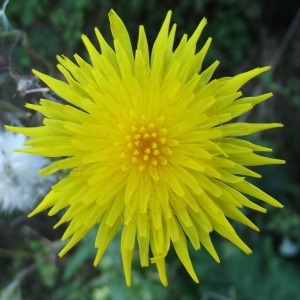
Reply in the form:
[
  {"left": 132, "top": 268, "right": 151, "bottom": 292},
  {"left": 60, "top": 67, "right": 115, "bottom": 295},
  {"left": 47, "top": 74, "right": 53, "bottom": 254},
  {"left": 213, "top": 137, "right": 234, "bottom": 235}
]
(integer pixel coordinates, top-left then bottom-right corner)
[{"left": 120, "top": 114, "right": 174, "bottom": 171}]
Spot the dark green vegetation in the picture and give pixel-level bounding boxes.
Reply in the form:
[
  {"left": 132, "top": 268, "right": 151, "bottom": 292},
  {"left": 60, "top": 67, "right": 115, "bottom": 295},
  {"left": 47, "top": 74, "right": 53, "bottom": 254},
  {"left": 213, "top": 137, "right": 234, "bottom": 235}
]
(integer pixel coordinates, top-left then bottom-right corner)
[{"left": 1, "top": 0, "right": 299, "bottom": 299}]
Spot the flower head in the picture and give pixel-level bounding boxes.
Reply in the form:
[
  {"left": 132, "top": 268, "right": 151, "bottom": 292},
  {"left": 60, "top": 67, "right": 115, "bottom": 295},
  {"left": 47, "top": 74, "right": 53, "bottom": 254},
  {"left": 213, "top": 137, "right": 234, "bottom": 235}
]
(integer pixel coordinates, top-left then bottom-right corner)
[
  {"left": 6, "top": 10, "right": 285, "bottom": 286},
  {"left": 0, "top": 130, "right": 55, "bottom": 212}
]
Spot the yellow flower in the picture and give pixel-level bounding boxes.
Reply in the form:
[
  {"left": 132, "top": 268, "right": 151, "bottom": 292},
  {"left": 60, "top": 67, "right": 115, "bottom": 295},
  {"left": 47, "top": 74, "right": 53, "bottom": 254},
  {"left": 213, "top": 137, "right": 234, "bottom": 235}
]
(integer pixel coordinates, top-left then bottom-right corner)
[{"left": 6, "top": 10, "right": 285, "bottom": 286}]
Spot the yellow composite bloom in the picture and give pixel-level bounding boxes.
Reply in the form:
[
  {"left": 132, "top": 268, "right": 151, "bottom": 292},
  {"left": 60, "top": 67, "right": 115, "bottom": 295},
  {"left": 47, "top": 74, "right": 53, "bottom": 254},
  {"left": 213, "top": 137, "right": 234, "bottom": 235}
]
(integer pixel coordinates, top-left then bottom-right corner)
[{"left": 6, "top": 10, "right": 285, "bottom": 286}]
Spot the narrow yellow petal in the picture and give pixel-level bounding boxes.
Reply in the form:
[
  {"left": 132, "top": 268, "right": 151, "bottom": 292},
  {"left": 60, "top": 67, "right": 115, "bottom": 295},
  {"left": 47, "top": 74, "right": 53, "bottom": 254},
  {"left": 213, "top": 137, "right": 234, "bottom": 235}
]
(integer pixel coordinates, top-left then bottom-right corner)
[
  {"left": 32, "top": 70, "right": 87, "bottom": 108},
  {"left": 221, "top": 122, "right": 284, "bottom": 137},
  {"left": 230, "top": 180, "right": 284, "bottom": 208},
  {"left": 137, "top": 25, "right": 149, "bottom": 67},
  {"left": 170, "top": 220, "right": 199, "bottom": 283},
  {"left": 121, "top": 221, "right": 137, "bottom": 286},
  {"left": 94, "top": 213, "right": 123, "bottom": 266},
  {"left": 108, "top": 9, "right": 134, "bottom": 64},
  {"left": 198, "top": 228, "right": 220, "bottom": 262}
]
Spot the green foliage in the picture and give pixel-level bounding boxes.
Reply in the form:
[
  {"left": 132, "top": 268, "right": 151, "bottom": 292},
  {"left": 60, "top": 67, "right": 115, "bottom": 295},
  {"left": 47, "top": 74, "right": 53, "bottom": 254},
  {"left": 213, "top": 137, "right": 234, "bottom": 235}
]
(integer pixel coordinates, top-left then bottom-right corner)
[{"left": 1, "top": 0, "right": 277, "bottom": 73}]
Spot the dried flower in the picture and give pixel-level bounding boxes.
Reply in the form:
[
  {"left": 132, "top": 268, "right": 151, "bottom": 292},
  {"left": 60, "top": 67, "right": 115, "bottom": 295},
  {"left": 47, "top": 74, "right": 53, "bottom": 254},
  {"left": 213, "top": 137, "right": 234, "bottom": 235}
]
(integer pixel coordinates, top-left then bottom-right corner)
[{"left": 0, "top": 130, "right": 55, "bottom": 212}]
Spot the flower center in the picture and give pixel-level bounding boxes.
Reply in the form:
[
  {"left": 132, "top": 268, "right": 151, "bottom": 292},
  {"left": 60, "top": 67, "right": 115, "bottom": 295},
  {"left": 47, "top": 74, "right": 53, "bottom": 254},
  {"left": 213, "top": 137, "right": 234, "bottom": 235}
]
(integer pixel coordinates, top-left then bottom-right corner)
[{"left": 120, "top": 114, "right": 176, "bottom": 171}]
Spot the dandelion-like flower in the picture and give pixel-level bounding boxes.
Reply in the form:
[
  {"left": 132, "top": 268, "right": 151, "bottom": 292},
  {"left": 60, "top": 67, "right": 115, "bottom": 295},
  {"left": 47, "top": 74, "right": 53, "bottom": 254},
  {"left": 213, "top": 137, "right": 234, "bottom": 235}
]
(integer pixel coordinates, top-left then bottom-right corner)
[
  {"left": 0, "top": 130, "right": 55, "bottom": 212},
  {"left": 6, "top": 10, "right": 285, "bottom": 286}
]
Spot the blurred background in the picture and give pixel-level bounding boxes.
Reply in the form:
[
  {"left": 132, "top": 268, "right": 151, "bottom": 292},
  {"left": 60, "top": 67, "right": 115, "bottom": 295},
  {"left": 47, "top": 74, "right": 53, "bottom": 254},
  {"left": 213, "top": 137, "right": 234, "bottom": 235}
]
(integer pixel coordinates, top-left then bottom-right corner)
[{"left": 0, "top": 0, "right": 299, "bottom": 299}]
